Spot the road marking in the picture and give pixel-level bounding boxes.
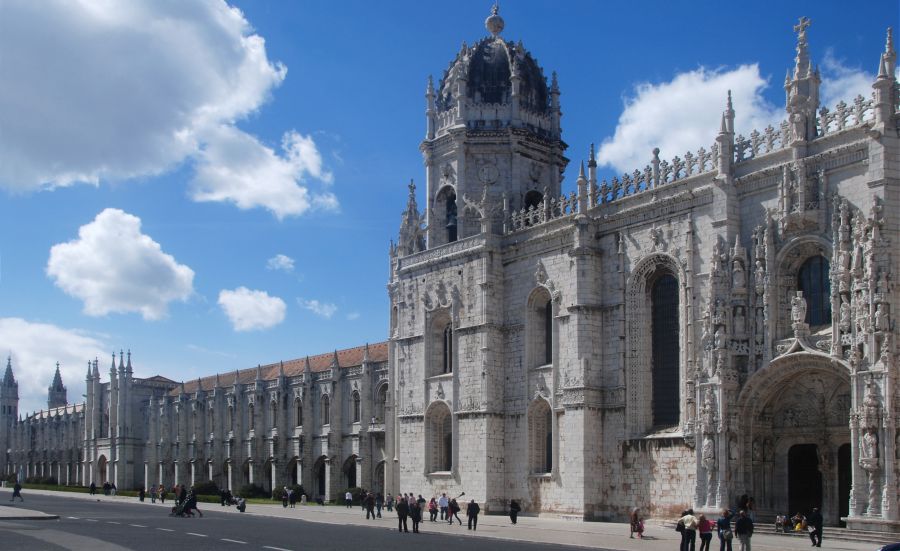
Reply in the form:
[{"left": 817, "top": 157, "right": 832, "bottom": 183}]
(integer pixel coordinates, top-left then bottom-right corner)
[
  {"left": 129, "top": 524, "right": 146, "bottom": 528},
  {"left": 187, "top": 532, "right": 207, "bottom": 537},
  {"left": 84, "top": 519, "right": 98, "bottom": 522},
  {"left": 221, "top": 538, "right": 246, "bottom": 544},
  {"left": 262, "top": 547, "right": 292, "bottom": 551},
  {"left": 67, "top": 516, "right": 79, "bottom": 520},
  {"left": 107, "top": 521, "right": 121, "bottom": 524},
  {"left": 156, "top": 527, "right": 174, "bottom": 532}
]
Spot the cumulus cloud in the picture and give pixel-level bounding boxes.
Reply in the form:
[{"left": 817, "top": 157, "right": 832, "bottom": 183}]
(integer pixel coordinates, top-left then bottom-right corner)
[
  {"left": 0, "top": 318, "right": 107, "bottom": 414},
  {"left": 0, "top": 0, "right": 336, "bottom": 217},
  {"left": 597, "top": 59, "right": 875, "bottom": 174},
  {"left": 218, "top": 287, "right": 286, "bottom": 331},
  {"left": 47, "top": 208, "right": 195, "bottom": 320},
  {"left": 298, "top": 299, "right": 337, "bottom": 319},
  {"left": 266, "top": 254, "right": 295, "bottom": 272},
  {"left": 191, "top": 127, "right": 336, "bottom": 219}
]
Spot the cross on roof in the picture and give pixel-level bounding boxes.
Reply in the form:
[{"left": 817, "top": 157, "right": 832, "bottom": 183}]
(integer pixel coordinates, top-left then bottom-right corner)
[{"left": 794, "top": 17, "right": 810, "bottom": 36}]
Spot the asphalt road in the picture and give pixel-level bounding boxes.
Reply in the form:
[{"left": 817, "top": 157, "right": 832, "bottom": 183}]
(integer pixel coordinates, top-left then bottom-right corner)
[{"left": 0, "top": 493, "right": 609, "bottom": 551}]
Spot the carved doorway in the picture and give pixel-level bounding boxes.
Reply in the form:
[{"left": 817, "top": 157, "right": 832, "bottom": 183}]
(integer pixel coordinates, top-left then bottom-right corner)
[
  {"left": 837, "top": 444, "right": 851, "bottom": 526},
  {"left": 788, "top": 444, "right": 822, "bottom": 516},
  {"left": 98, "top": 455, "right": 108, "bottom": 484}
]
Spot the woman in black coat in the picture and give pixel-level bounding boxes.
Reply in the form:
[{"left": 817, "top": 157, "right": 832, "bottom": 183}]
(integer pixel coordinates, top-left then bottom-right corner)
[{"left": 509, "top": 499, "right": 521, "bottom": 524}]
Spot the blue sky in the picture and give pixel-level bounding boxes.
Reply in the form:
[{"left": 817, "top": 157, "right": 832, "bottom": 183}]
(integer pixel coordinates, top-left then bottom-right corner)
[{"left": 0, "top": 0, "right": 894, "bottom": 413}]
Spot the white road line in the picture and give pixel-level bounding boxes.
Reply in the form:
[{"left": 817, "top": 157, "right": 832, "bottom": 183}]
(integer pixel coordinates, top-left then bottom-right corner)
[
  {"left": 262, "top": 546, "right": 292, "bottom": 551},
  {"left": 67, "top": 516, "right": 79, "bottom": 519},
  {"left": 156, "top": 527, "right": 174, "bottom": 532},
  {"left": 84, "top": 519, "right": 98, "bottom": 522},
  {"left": 107, "top": 521, "right": 121, "bottom": 524},
  {"left": 221, "top": 538, "right": 247, "bottom": 544},
  {"left": 129, "top": 524, "right": 146, "bottom": 528},
  {"left": 187, "top": 532, "right": 207, "bottom": 537}
]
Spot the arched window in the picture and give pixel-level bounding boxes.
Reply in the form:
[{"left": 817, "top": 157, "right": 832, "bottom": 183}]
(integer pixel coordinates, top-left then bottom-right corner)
[
  {"left": 270, "top": 401, "right": 278, "bottom": 430},
  {"left": 544, "top": 300, "right": 553, "bottom": 365},
  {"left": 426, "top": 403, "right": 452, "bottom": 473},
  {"left": 248, "top": 404, "right": 255, "bottom": 431},
  {"left": 528, "top": 399, "right": 553, "bottom": 474},
  {"left": 651, "top": 273, "right": 679, "bottom": 427},
  {"left": 798, "top": 255, "right": 831, "bottom": 326},
  {"left": 445, "top": 192, "right": 458, "bottom": 243},
  {"left": 528, "top": 288, "right": 554, "bottom": 368},
  {"left": 524, "top": 190, "right": 543, "bottom": 211},
  {"left": 375, "top": 385, "right": 388, "bottom": 422},
  {"left": 295, "top": 400, "right": 303, "bottom": 427},
  {"left": 351, "top": 391, "right": 361, "bottom": 423},
  {"left": 442, "top": 326, "right": 453, "bottom": 374},
  {"left": 321, "top": 395, "right": 330, "bottom": 426}
]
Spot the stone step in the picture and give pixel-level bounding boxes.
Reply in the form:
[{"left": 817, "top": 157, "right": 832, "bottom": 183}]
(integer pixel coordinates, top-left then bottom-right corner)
[{"left": 653, "top": 520, "right": 899, "bottom": 545}]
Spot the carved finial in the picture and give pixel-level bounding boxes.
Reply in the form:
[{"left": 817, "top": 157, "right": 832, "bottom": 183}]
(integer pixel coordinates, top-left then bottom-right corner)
[
  {"left": 363, "top": 343, "right": 370, "bottom": 363},
  {"left": 551, "top": 71, "right": 559, "bottom": 93},
  {"left": 214, "top": 372, "right": 221, "bottom": 388},
  {"left": 793, "top": 17, "right": 811, "bottom": 79},
  {"left": 279, "top": 360, "right": 285, "bottom": 378},
  {"left": 588, "top": 143, "right": 596, "bottom": 167},
  {"left": 578, "top": 161, "right": 586, "bottom": 180},
  {"left": 304, "top": 355, "right": 312, "bottom": 373},
  {"left": 726, "top": 89, "right": 733, "bottom": 111},
  {"left": 255, "top": 364, "right": 262, "bottom": 381},
  {"left": 880, "top": 27, "right": 896, "bottom": 77},
  {"left": 426, "top": 75, "right": 434, "bottom": 95},
  {"left": 485, "top": 2, "right": 504, "bottom": 37}
]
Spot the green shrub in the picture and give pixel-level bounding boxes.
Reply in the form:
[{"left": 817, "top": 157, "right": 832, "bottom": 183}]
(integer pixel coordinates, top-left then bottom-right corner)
[
  {"left": 6, "top": 473, "right": 18, "bottom": 483},
  {"left": 237, "top": 483, "right": 267, "bottom": 499},
  {"left": 192, "top": 480, "right": 220, "bottom": 496}
]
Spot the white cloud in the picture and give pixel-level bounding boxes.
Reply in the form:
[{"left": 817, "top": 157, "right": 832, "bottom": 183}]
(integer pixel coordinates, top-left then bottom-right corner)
[
  {"left": 47, "top": 208, "right": 195, "bottom": 320},
  {"left": 299, "top": 299, "right": 337, "bottom": 319},
  {"left": 266, "top": 254, "right": 295, "bottom": 273},
  {"left": 191, "top": 126, "right": 337, "bottom": 219},
  {"left": 0, "top": 1, "right": 336, "bottom": 217},
  {"left": 0, "top": 318, "right": 107, "bottom": 414},
  {"left": 218, "top": 287, "right": 286, "bottom": 331},
  {"left": 346, "top": 312, "right": 361, "bottom": 321},
  {"left": 597, "top": 58, "right": 875, "bottom": 174}
]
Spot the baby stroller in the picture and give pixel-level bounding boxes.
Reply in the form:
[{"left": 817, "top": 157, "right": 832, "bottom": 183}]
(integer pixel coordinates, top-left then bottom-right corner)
[
  {"left": 236, "top": 497, "right": 246, "bottom": 513},
  {"left": 170, "top": 501, "right": 187, "bottom": 517}
]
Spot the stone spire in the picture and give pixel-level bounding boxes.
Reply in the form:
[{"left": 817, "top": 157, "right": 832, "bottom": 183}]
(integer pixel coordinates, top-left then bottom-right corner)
[
  {"left": 873, "top": 27, "right": 897, "bottom": 127},
  {"left": 398, "top": 179, "right": 425, "bottom": 257},
  {"left": 784, "top": 17, "right": 820, "bottom": 143},
  {"left": 331, "top": 350, "right": 340, "bottom": 369},
  {"left": 3, "top": 356, "right": 16, "bottom": 388},
  {"left": 86, "top": 360, "right": 93, "bottom": 381},
  {"left": 126, "top": 350, "right": 133, "bottom": 374},
  {"left": 109, "top": 352, "right": 117, "bottom": 380},
  {"left": 214, "top": 372, "right": 221, "bottom": 389},
  {"left": 485, "top": 3, "right": 504, "bottom": 37},
  {"left": 793, "top": 16, "right": 811, "bottom": 79},
  {"left": 48, "top": 362, "right": 67, "bottom": 409},
  {"left": 92, "top": 357, "right": 100, "bottom": 379},
  {"left": 304, "top": 356, "right": 312, "bottom": 375}
]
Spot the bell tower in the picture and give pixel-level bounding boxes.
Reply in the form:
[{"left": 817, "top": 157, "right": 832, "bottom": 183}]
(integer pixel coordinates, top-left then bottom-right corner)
[
  {"left": 48, "top": 362, "right": 68, "bottom": 410},
  {"left": 0, "top": 357, "right": 19, "bottom": 476},
  {"left": 421, "top": 5, "right": 567, "bottom": 248}
]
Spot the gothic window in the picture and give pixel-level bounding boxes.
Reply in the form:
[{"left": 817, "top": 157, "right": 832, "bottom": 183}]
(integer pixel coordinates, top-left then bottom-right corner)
[
  {"left": 798, "top": 255, "right": 831, "bottom": 326},
  {"left": 227, "top": 406, "right": 234, "bottom": 432},
  {"left": 436, "top": 187, "right": 458, "bottom": 244},
  {"left": 426, "top": 402, "right": 452, "bottom": 473},
  {"left": 528, "top": 399, "right": 553, "bottom": 474},
  {"left": 429, "top": 311, "right": 455, "bottom": 377},
  {"left": 295, "top": 400, "right": 303, "bottom": 427},
  {"left": 445, "top": 192, "right": 458, "bottom": 243},
  {"left": 442, "top": 326, "right": 453, "bottom": 374},
  {"left": 321, "top": 395, "right": 330, "bottom": 426},
  {"left": 651, "top": 273, "right": 680, "bottom": 427},
  {"left": 248, "top": 404, "right": 255, "bottom": 431},
  {"left": 351, "top": 391, "right": 361, "bottom": 423},
  {"left": 270, "top": 401, "right": 278, "bottom": 430},
  {"left": 528, "top": 288, "right": 554, "bottom": 368},
  {"left": 524, "top": 190, "right": 543, "bottom": 211},
  {"left": 375, "top": 385, "right": 388, "bottom": 422}
]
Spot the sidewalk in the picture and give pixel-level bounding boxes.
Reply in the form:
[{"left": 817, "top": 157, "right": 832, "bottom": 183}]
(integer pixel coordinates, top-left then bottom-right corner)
[{"left": 0, "top": 487, "right": 881, "bottom": 550}]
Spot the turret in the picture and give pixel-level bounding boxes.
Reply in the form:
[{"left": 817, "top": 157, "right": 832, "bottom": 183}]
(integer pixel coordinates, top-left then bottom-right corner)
[
  {"left": 425, "top": 75, "right": 436, "bottom": 140},
  {"left": 1, "top": 356, "right": 19, "bottom": 418},
  {"left": 716, "top": 91, "right": 735, "bottom": 177},
  {"left": 784, "top": 17, "right": 821, "bottom": 144},
  {"left": 47, "top": 361, "right": 67, "bottom": 409},
  {"left": 398, "top": 179, "right": 425, "bottom": 257},
  {"left": 872, "top": 28, "right": 897, "bottom": 129}
]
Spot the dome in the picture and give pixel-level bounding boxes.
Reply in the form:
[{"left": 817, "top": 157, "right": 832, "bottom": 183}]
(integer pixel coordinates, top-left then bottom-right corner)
[{"left": 435, "top": 10, "right": 550, "bottom": 116}]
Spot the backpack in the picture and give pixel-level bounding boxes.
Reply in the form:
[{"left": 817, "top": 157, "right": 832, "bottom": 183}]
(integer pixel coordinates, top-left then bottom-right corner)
[{"left": 676, "top": 520, "right": 685, "bottom": 532}]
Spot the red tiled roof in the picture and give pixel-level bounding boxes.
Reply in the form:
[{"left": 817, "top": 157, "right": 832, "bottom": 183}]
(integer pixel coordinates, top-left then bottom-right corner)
[{"left": 170, "top": 341, "right": 388, "bottom": 396}]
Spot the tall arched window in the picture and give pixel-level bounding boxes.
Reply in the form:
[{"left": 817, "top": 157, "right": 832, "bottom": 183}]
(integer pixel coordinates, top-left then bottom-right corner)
[
  {"left": 248, "top": 404, "right": 255, "bottom": 431},
  {"left": 445, "top": 192, "right": 458, "bottom": 243},
  {"left": 798, "top": 255, "right": 831, "bottom": 326},
  {"left": 295, "top": 400, "right": 303, "bottom": 427},
  {"left": 351, "top": 391, "right": 361, "bottom": 423},
  {"left": 528, "top": 399, "right": 552, "bottom": 474},
  {"left": 442, "top": 326, "right": 453, "bottom": 374},
  {"left": 375, "top": 385, "right": 388, "bottom": 422},
  {"left": 426, "top": 402, "right": 452, "bottom": 473},
  {"left": 528, "top": 288, "right": 554, "bottom": 368},
  {"left": 651, "top": 273, "right": 679, "bottom": 427},
  {"left": 544, "top": 300, "right": 553, "bottom": 365},
  {"left": 227, "top": 406, "right": 234, "bottom": 431},
  {"left": 321, "top": 395, "right": 330, "bottom": 426},
  {"left": 270, "top": 401, "right": 278, "bottom": 430}
]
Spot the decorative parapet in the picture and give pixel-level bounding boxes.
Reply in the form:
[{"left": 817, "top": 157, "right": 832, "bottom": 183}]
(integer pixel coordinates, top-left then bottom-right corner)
[
  {"left": 816, "top": 95, "right": 876, "bottom": 136},
  {"left": 734, "top": 121, "right": 792, "bottom": 162},
  {"left": 397, "top": 234, "right": 486, "bottom": 271}
]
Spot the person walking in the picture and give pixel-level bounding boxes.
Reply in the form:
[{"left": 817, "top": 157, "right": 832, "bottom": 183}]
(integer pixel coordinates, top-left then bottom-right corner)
[
  {"left": 448, "top": 497, "right": 462, "bottom": 525},
  {"left": 716, "top": 509, "right": 734, "bottom": 551},
  {"left": 806, "top": 507, "right": 823, "bottom": 547},
  {"left": 10, "top": 481, "right": 23, "bottom": 502},
  {"left": 375, "top": 492, "right": 383, "bottom": 518},
  {"left": 288, "top": 488, "right": 297, "bottom": 508},
  {"left": 466, "top": 499, "right": 480, "bottom": 531},
  {"left": 630, "top": 507, "right": 644, "bottom": 539},
  {"left": 509, "top": 499, "right": 521, "bottom": 524},
  {"left": 158, "top": 486, "right": 166, "bottom": 504},
  {"left": 138, "top": 486, "right": 145, "bottom": 502},
  {"left": 410, "top": 499, "right": 422, "bottom": 533},
  {"left": 89, "top": 481, "right": 96, "bottom": 496},
  {"left": 396, "top": 495, "right": 409, "bottom": 533},
  {"left": 698, "top": 513, "right": 714, "bottom": 551},
  {"left": 428, "top": 497, "right": 438, "bottom": 521},
  {"left": 282, "top": 487, "right": 289, "bottom": 508},
  {"left": 150, "top": 484, "right": 157, "bottom": 504},
  {"left": 365, "top": 492, "right": 376, "bottom": 519},
  {"left": 345, "top": 490, "right": 353, "bottom": 508},
  {"left": 386, "top": 493, "right": 394, "bottom": 513},
  {"left": 734, "top": 509, "right": 753, "bottom": 551},
  {"left": 438, "top": 492, "right": 448, "bottom": 520},
  {"left": 678, "top": 508, "right": 698, "bottom": 551}
]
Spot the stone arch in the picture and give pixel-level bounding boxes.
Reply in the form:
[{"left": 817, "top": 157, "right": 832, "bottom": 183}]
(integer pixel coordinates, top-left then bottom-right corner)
[
  {"left": 772, "top": 235, "right": 832, "bottom": 338},
  {"left": 312, "top": 455, "right": 328, "bottom": 499},
  {"left": 735, "top": 352, "right": 850, "bottom": 524},
  {"left": 427, "top": 309, "right": 455, "bottom": 377},
  {"left": 625, "top": 252, "right": 688, "bottom": 436},
  {"left": 424, "top": 400, "right": 453, "bottom": 474},
  {"left": 374, "top": 381, "right": 389, "bottom": 423},
  {"left": 526, "top": 286, "right": 556, "bottom": 369},
  {"left": 342, "top": 455, "right": 358, "bottom": 489},
  {"left": 97, "top": 454, "right": 108, "bottom": 484},
  {"left": 527, "top": 396, "right": 554, "bottom": 474},
  {"left": 433, "top": 184, "right": 458, "bottom": 244}
]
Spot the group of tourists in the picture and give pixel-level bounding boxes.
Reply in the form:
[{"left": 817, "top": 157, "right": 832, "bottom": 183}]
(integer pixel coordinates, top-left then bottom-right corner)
[
  {"left": 279, "top": 486, "right": 299, "bottom": 508},
  {"left": 676, "top": 508, "right": 754, "bottom": 551},
  {"left": 775, "top": 508, "right": 823, "bottom": 547}
]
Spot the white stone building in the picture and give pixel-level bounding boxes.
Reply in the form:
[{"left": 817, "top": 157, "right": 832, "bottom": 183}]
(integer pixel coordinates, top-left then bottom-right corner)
[
  {"left": 386, "top": 9, "right": 899, "bottom": 533},
  {"left": 1, "top": 8, "right": 898, "bottom": 534}
]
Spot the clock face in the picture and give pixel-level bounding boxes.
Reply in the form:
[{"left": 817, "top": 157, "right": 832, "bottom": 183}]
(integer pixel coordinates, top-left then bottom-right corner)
[{"left": 478, "top": 164, "right": 499, "bottom": 184}]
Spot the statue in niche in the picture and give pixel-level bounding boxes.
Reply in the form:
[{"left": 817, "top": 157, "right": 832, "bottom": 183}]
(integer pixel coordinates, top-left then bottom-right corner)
[
  {"left": 701, "top": 319, "right": 712, "bottom": 350},
  {"left": 732, "top": 259, "right": 746, "bottom": 289},
  {"left": 754, "top": 260, "right": 765, "bottom": 293},
  {"left": 734, "top": 307, "right": 746, "bottom": 334},
  {"left": 874, "top": 303, "right": 890, "bottom": 332},
  {"left": 701, "top": 435, "right": 716, "bottom": 471},
  {"left": 860, "top": 428, "right": 879, "bottom": 463},
  {"left": 752, "top": 439, "right": 762, "bottom": 462},
  {"left": 877, "top": 271, "right": 890, "bottom": 295},
  {"left": 839, "top": 250, "right": 850, "bottom": 271},
  {"left": 714, "top": 326, "right": 726, "bottom": 350},
  {"left": 791, "top": 292, "right": 807, "bottom": 324},
  {"left": 714, "top": 299, "right": 727, "bottom": 326},
  {"left": 729, "top": 435, "right": 739, "bottom": 461},
  {"left": 839, "top": 297, "right": 852, "bottom": 332},
  {"left": 755, "top": 308, "right": 765, "bottom": 336}
]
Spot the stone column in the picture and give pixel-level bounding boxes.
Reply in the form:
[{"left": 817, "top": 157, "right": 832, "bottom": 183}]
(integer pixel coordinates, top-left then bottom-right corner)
[
  {"left": 248, "top": 460, "right": 255, "bottom": 486},
  {"left": 226, "top": 462, "right": 233, "bottom": 492},
  {"left": 355, "top": 457, "right": 364, "bottom": 491},
  {"left": 324, "top": 457, "right": 333, "bottom": 502},
  {"left": 190, "top": 461, "right": 196, "bottom": 486},
  {"left": 295, "top": 459, "right": 302, "bottom": 490},
  {"left": 270, "top": 460, "right": 277, "bottom": 493}
]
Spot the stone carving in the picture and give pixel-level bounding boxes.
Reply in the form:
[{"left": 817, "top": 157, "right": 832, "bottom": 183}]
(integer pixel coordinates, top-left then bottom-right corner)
[
  {"left": 534, "top": 260, "right": 561, "bottom": 302},
  {"left": 436, "top": 382, "right": 445, "bottom": 400},
  {"left": 754, "top": 260, "right": 766, "bottom": 295},
  {"left": 699, "top": 388, "right": 716, "bottom": 432},
  {"left": 874, "top": 303, "right": 889, "bottom": 332},
  {"left": 840, "top": 297, "right": 852, "bottom": 332},
  {"left": 714, "top": 327, "right": 726, "bottom": 350},
  {"left": 440, "top": 162, "right": 456, "bottom": 187},
  {"left": 732, "top": 259, "right": 746, "bottom": 289},
  {"left": 701, "top": 435, "right": 716, "bottom": 470},
  {"left": 791, "top": 292, "right": 807, "bottom": 324},
  {"left": 734, "top": 307, "right": 746, "bottom": 335}
]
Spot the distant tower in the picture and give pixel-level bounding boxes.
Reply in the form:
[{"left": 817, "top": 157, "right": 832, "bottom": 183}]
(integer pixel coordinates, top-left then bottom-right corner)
[
  {"left": 48, "top": 362, "right": 67, "bottom": 409},
  {"left": 1, "top": 357, "right": 19, "bottom": 475}
]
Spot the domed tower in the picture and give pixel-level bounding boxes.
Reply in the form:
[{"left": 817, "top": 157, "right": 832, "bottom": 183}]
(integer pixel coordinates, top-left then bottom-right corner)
[
  {"left": 423, "top": 5, "right": 567, "bottom": 247},
  {"left": 48, "top": 361, "right": 67, "bottom": 410}
]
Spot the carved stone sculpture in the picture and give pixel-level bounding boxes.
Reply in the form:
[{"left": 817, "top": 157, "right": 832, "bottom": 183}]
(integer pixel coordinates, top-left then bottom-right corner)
[{"left": 791, "top": 291, "right": 807, "bottom": 323}]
